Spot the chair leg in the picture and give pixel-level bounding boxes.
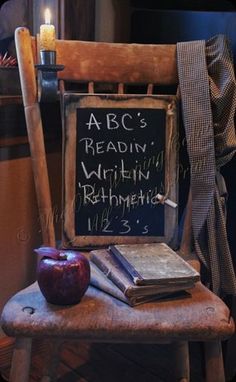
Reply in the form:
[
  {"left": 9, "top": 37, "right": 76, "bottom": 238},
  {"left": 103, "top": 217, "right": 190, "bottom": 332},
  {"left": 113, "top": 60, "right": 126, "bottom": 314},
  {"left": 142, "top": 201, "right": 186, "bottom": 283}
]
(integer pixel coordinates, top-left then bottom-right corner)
[
  {"left": 204, "top": 341, "right": 225, "bottom": 382},
  {"left": 40, "top": 339, "right": 61, "bottom": 382},
  {"left": 172, "top": 341, "right": 190, "bottom": 381},
  {"left": 9, "top": 337, "right": 32, "bottom": 382}
]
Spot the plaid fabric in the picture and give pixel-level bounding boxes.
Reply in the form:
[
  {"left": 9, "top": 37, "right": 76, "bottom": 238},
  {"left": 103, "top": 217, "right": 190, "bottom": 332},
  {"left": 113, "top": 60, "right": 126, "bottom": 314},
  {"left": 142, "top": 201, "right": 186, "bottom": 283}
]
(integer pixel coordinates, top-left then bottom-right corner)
[{"left": 177, "top": 35, "right": 236, "bottom": 296}]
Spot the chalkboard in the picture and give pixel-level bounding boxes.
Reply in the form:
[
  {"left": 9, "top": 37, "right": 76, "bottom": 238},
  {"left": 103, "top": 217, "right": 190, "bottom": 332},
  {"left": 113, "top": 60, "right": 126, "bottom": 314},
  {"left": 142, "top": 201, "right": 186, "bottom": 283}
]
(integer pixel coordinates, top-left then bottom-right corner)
[{"left": 63, "top": 94, "right": 178, "bottom": 248}]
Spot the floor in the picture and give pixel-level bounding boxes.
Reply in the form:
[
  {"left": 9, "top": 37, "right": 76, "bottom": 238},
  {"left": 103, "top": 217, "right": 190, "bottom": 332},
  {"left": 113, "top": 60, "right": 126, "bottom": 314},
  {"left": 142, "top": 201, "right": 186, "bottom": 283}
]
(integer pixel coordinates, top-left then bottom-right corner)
[{"left": 1, "top": 339, "right": 234, "bottom": 382}]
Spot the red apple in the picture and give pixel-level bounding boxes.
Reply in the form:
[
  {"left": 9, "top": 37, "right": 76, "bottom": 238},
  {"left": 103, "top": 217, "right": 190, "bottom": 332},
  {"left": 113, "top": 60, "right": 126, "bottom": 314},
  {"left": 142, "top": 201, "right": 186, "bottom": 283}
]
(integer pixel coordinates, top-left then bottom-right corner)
[{"left": 35, "top": 247, "right": 90, "bottom": 305}]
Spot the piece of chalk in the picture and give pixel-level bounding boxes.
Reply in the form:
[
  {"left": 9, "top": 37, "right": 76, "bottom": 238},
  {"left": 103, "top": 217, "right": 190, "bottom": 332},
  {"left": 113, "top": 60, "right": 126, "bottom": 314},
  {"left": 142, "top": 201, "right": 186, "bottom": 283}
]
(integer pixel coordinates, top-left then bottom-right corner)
[{"left": 156, "top": 194, "right": 178, "bottom": 208}]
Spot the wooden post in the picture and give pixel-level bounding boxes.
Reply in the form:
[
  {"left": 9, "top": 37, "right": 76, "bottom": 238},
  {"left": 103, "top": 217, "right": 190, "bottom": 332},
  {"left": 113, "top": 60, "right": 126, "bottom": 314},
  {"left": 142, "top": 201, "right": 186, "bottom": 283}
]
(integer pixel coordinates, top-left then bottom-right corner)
[
  {"left": 40, "top": 339, "right": 61, "bottom": 381},
  {"left": 15, "top": 27, "right": 56, "bottom": 247},
  {"left": 9, "top": 338, "right": 32, "bottom": 382},
  {"left": 204, "top": 341, "right": 225, "bottom": 382},
  {"left": 173, "top": 341, "right": 190, "bottom": 382}
]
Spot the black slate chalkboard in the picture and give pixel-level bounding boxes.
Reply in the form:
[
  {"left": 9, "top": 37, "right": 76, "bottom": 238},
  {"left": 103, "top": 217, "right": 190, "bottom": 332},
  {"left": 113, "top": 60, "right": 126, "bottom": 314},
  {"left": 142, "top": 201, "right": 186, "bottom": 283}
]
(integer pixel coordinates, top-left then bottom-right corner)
[{"left": 63, "top": 94, "right": 178, "bottom": 248}]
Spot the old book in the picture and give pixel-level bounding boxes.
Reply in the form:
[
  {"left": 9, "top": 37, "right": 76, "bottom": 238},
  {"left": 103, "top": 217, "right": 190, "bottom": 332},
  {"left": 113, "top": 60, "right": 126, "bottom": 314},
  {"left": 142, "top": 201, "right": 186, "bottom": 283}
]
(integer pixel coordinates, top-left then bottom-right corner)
[
  {"left": 90, "top": 262, "right": 171, "bottom": 306},
  {"left": 109, "top": 243, "right": 200, "bottom": 286},
  {"left": 90, "top": 249, "right": 196, "bottom": 298}
]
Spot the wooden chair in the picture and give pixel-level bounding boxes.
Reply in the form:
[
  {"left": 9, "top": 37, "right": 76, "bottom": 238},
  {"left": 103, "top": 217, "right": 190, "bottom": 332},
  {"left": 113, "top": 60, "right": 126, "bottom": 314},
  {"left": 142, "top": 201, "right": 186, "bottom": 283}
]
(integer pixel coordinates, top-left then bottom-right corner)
[{"left": 0, "top": 27, "right": 234, "bottom": 382}]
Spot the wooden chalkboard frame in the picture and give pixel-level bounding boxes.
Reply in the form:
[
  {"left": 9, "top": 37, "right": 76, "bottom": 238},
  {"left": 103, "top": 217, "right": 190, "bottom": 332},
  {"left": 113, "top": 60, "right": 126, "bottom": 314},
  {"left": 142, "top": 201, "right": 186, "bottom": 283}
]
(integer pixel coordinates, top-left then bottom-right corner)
[{"left": 62, "top": 94, "right": 178, "bottom": 248}]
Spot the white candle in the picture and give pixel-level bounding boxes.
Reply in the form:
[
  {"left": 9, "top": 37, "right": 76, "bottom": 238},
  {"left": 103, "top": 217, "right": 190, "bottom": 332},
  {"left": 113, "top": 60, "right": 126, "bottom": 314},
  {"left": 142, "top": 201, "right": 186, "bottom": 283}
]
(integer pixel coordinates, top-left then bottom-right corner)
[{"left": 39, "top": 8, "right": 56, "bottom": 51}]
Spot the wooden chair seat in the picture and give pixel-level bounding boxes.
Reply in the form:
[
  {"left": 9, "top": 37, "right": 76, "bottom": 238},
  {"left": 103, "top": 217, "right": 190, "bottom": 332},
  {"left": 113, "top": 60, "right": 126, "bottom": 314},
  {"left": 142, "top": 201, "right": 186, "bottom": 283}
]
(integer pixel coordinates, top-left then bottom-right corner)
[
  {"left": 1, "top": 27, "right": 235, "bottom": 382},
  {"left": 1, "top": 281, "right": 233, "bottom": 342}
]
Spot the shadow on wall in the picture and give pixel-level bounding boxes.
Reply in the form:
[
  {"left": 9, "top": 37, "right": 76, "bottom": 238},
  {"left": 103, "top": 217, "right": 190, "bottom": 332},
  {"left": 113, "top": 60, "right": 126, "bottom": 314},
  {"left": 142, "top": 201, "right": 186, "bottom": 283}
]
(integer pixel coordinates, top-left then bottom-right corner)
[
  {"left": 131, "top": 9, "right": 236, "bottom": 62},
  {"left": 0, "top": 0, "right": 28, "bottom": 55},
  {"left": 131, "top": 8, "right": 236, "bottom": 264}
]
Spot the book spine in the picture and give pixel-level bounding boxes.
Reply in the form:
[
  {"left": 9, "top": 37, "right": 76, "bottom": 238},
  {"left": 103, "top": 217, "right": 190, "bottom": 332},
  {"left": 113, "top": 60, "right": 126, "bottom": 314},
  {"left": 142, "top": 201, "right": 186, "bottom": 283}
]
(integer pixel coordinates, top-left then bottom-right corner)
[
  {"left": 90, "top": 252, "right": 127, "bottom": 295},
  {"left": 109, "top": 245, "right": 143, "bottom": 282},
  {"left": 90, "top": 272, "right": 130, "bottom": 306}
]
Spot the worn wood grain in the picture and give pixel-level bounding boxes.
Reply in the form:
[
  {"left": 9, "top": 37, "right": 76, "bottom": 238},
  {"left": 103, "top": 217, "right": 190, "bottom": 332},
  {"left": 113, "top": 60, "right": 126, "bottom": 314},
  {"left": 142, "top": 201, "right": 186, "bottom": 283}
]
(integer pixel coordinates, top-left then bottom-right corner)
[
  {"left": 16, "top": 29, "right": 177, "bottom": 87},
  {"left": 6, "top": 27, "right": 234, "bottom": 382},
  {"left": 1, "top": 281, "right": 233, "bottom": 342},
  {"left": 9, "top": 338, "right": 32, "bottom": 382},
  {"left": 14, "top": 28, "right": 55, "bottom": 246},
  {"left": 56, "top": 39, "right": 177, "bottom": 85},
  {"left": 204, "top": 341, "right": 225, "bottom": 382}
]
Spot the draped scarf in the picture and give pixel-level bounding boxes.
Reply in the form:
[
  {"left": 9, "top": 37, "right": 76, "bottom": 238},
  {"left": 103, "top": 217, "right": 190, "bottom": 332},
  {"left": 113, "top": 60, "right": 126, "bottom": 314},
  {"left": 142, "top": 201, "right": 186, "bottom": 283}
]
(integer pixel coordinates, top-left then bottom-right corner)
[{"left": 177, "top": 35, "right": 236, "bottom": 296}]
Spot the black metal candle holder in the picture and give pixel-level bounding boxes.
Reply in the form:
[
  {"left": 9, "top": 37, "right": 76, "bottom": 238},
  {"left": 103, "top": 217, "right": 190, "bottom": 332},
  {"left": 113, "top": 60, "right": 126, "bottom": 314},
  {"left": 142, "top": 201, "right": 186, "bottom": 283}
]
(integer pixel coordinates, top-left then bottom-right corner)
[{"left": 35, "top": 50, "right": 64, "bottom": 102}]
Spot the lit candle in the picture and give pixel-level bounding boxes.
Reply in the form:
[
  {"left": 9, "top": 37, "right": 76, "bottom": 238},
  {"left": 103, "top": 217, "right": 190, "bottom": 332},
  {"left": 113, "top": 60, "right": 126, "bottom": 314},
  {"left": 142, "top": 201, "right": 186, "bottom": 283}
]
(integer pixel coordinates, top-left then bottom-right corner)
[{"left": 39, "top": 8, "right": 56, "bottom": 51}]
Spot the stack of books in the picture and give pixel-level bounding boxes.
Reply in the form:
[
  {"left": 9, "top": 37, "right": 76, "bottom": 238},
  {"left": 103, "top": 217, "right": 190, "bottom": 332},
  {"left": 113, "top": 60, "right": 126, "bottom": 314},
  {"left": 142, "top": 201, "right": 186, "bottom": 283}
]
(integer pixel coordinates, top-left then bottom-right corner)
[{"left": 89, "top": 243, "right": 200, "bottom": 306}]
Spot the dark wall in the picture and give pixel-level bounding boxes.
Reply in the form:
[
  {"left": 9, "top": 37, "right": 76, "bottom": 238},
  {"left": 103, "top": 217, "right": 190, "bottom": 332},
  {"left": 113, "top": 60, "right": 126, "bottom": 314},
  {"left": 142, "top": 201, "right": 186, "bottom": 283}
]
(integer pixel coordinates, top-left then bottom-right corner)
[
  {"left": 0, "top": 1, "right": 8, "bottom": 7},
  {"left": 131, "top": 0, "right": 236, "bottom": 11},
  {"left": 130, "top": 1, "right": 236, "bottom": 261}
]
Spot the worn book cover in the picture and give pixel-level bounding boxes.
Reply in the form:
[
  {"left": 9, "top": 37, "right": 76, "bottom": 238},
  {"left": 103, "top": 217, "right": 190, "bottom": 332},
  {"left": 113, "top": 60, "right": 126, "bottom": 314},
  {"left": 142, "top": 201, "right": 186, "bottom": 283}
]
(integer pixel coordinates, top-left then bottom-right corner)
[
  {"left": 90, "top": 249, "right": 196, "bottom": 298},
  {"left": 90, "top": 262, "right": 171, "bottom": 306},
  {"left": 109, "top": 243, "right": 200, "bottom": 286}
]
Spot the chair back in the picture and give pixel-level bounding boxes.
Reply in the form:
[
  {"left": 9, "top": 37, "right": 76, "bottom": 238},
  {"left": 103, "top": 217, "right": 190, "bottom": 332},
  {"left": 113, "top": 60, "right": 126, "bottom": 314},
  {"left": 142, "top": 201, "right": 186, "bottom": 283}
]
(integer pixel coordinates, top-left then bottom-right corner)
[{"left": 15, "top": 27, "right": 187, "bottom": 250}]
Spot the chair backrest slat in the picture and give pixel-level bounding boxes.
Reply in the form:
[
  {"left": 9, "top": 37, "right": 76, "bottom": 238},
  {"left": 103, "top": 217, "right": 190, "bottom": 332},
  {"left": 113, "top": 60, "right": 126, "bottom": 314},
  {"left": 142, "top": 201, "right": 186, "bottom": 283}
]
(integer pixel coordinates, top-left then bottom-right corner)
[
  {"left": 15, "top": 27, "right": 180, "bottom": 248},
  {"left": 56, "top": 39, "right": 178, "bottom": 85}
]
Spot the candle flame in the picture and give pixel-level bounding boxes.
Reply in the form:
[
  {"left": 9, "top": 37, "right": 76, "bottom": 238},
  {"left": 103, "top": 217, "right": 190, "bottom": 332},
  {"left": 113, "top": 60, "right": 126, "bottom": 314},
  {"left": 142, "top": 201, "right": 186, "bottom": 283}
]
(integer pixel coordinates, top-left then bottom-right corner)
[{"left": 44, "top": 8, "right": 51, "bottom": 24}]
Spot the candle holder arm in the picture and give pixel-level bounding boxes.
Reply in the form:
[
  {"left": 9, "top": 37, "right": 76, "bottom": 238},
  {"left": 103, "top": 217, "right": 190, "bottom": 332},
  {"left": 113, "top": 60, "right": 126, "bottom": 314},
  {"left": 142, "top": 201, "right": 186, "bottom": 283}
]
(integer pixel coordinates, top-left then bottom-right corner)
[{"left": 35, "top": 51, "right": 64, "bottom": 102}]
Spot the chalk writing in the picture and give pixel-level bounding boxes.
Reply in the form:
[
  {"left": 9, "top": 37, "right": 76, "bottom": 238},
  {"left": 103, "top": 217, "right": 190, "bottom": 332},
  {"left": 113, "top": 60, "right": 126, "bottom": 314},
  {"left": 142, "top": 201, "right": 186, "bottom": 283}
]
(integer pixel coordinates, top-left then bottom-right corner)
[{"left": 75, "top": 107, "right": 167, "bottom": 236}]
